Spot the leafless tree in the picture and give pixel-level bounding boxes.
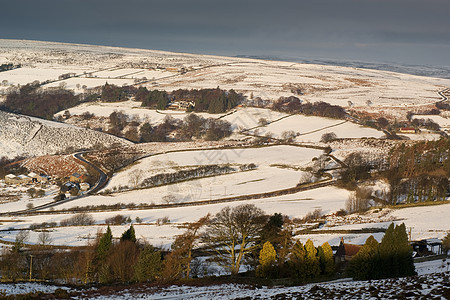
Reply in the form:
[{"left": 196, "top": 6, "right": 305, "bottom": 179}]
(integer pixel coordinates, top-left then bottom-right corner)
[
  {"left": 38, "top": 231, "right": 53, "bottom": 247},
  {"left": 203, "top": 204, "right": 267, "bottom": 275},
  {"left": 346, "top": 186, "right": 373, "bottom": 213}
]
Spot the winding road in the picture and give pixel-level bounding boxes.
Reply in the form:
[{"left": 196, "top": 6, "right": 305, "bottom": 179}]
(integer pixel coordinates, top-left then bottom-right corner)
[{"left": 1, "top": 152, "right": 108, "bottom": 216}]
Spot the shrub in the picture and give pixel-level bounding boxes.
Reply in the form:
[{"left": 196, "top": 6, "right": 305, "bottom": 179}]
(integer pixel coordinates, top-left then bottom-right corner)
[
  {"left": 60, "top": 213, "right": 95, "bottom": 226},
  {"left": 156, "top": 216, "right": 170, "bottom": 225},
  {"left": 105, "top": 214, "right": 128, "bottom": 225},
  {"left": 302, "top": 208, "right": 323, "bottom": 223},
  {"left": 320, "top": 132, "right": 337, "bottom": 143}
]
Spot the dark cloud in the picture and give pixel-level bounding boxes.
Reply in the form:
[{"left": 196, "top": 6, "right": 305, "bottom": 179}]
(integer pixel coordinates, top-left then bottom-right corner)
[{"left": 1, "top": 0, "right": 449, "bottom": 66}]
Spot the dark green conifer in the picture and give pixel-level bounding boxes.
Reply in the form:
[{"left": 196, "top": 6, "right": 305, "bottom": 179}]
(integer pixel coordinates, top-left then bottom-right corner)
[{"left": 121, "top": 225, "right": 136, "bottom": 243}]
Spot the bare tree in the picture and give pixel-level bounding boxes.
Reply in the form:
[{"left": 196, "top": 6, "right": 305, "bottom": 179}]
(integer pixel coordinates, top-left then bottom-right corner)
[
  {"left": 12, "top": 230, "right": 30, "bottom": 252},
  {"left": 162, "top": 214, "right": 210, "bottom": 280},
  {"left": 38, "top": 231, "right": 53, "bottom": 247},
  {"left": 128, "top": 169, "right": 144, "bottom": 189},
  {"left": 320, "top": 132, "right": 337, "bottom": 143},
  {"left": 162, "top": 194, "right": 176, "bottom": 204},
  {"left": 203, "top": 204, "right": 267, "bottom": 275},
  {"left": 346, "top": 186, "right": 373, "bottom": 213},
  {"left": 258, "top": 118, "right": 269, "bottom": 126},
  {"left": 281, "top": 130, "right": 297, "bottom": 143}
]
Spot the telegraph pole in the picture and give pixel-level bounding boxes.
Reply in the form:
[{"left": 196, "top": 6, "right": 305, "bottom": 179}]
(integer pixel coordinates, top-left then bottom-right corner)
[{"left": 29, "top": 254, "right": 33, "bottom": 281}]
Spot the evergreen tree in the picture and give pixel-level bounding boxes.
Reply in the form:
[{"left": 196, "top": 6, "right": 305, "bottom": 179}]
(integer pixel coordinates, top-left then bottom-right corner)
[
  {"left": 96, "top": 226, "right": 113, "bottom": 260},
  {"left": 256, "top": 241, "right": 276, "bottom": 278},
  {"left": 120, "top": 225, "right": 136, "bottom": 243},
  {"left": 347, "top": 235, "right": 379, "bottom": 280},
  {"left": 289, "top": 240, "right": 307, "bottom": 280},
  {"left": 379, "top": 223, "right": 396, "bottom": 278},
  {"left": 318, "top": 242, "right": 335, "bottom": 275},
  {"left": 394, "top": 223, "right": 416, "bottom": 277},
  {"left": 95, "top": 226, "right": 113, "bottom": 282},
  {"left": 134, "top": 245, "right": 161, "bottom": 282},
  {"left": 304, "top": 239, "right": 321, "bottom": 279},
  {"left": 443, "top": 232, "right": 450, "bottom": 254},
  {"left": 349, "top": 223, "right": 415, "bottom": 280},
  {"left": 140, "top": 122, "right": 154, "bottom": 142}
]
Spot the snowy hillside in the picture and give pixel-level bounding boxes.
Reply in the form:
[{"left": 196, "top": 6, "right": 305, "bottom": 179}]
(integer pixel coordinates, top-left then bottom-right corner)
[
  {"left": 0, "top": 110, "right": 131, "bottom": 158},
  {"left": 1, "top": 39, "right": 449, "bottom": 117}
]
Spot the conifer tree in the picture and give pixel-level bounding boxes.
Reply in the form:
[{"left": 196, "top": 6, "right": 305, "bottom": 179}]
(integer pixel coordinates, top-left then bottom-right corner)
[
  {"left": 394, "top": 223, "right": 415, "bottom": 277},
  {"left": 256, "top": 241, "right": 276, "bottom": 278},
  {"left": 304, "top": 239, "right": 320, "bottom": 279},
  {"left": 95, "top": 226, "right": 113, "bottom": 283},
  {"left": 379, "top": 222, "right": 396, "bottom": 277},
  {"left": 96, "top": 226, "right": 112, "bottom": 260},
  {"left": 134, "top": 245, "right": 161, "bottom": 282},
  {"left": 289, "top": 240, "right": 307, "bottom": 280},
  {"left": 347, "top": 235, "right": 379, "bottom": 280},
  {"left": 318, "top": 242, "right": 335, "bottom": 275},
  {"left": 120, "top": 225, "right": 136, "bottom": 243}
]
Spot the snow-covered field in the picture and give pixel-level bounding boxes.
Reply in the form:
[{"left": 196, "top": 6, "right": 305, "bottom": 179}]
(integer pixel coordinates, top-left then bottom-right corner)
[
  {"left": 0, "top": 66, "right": 92, "bottom": 86},
  {"left": 0, "top": 265, "right": 448, "bottom": 298},
  {"left": 299, "top": 203, "right": 450, "bottom": 248},
  {"left": 88, "top": 270, "right": 449, "bottom": 299},
  {"left": 413, "top": 114, "right": 450, "bottom": 132},
  {"left": 55, "top": 100, "right": 230, "bottom": 124},
  {"left": 0, "top": 185, "right": 350, "bottom": 248},
  {"left": 1, "top": 39, "right": 449, "bottom": 111},
  {"left": 107, "top": 145, "right": 324, "bottom": 188},
  {"left": 0, "top": 41, "right": 449, "bottom": 296},
  {"left": 251, "top": 115, "right": 385, "bottom": 142}
]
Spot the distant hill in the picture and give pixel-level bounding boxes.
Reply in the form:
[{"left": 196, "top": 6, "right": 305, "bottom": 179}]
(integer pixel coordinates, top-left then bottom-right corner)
[
  {"left": 235, "top": 55, "right": 450, "bottom": 79},
  {"left": 0, "top": 110, "right": 131, "bottom": 159}
]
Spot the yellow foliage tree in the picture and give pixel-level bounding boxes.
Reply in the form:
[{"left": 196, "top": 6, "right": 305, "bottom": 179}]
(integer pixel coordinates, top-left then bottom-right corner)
[{"left": 257, "top": 241, "right": 276, "bottom": 277}]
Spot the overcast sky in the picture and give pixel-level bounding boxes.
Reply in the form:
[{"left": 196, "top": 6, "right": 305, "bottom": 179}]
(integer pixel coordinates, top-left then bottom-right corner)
[{"left": 1, "top": 0, "right": 449, "bottom": 66}]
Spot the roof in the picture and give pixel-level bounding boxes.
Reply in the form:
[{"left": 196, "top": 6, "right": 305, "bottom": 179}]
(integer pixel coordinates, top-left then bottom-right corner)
[
  {"left": 28, "top": 172, "right": 38, "bottom": 178},
  {"left": 17, "top": 175, "right": 30, "bottom": 179},
  {"left": 423, "top": 238, "right": 442, "bottom": 245},
  {"left": 344, "top": 244, "right": 363, "bottom": 257},
  {"left": 5, "top": 174, "right": 16, "bottom": 179}
]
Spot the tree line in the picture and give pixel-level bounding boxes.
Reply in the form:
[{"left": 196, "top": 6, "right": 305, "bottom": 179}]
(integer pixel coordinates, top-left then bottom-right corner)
[
  {"left": 1, "top": 83, "right": 80, "bottom": 120},
  {"left": 337, "top": 138, "right": 449, "bottom": 209},
  {"left": 0, "top": 205, "right": 415, "bottom": 285},
  {"left": 107, "top": 112, "right": 233, "bottom": 142},
  {"left": 347, "top": 223, "right": 415, "bottom": 280},
  {"left": 138, "top": 87, "right": 244, "bottom": 113},
  {"left": 271, "top": 96, "right": 347, "bottom": 119},
  {"left": 384, "top": 139, "right": 450, "bottom": 204},
  {"left": 0, "top": 63, "right": 21, "bottom": 72}
]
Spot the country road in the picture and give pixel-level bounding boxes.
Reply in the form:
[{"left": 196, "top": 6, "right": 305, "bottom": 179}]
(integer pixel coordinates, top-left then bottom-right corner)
[{"left": 1, "top": 152, "right": 109, "bottom": 216}]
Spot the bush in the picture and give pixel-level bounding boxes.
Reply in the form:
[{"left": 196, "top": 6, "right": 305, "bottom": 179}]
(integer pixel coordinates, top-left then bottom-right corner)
[
  {"left": 105, "top": 214, "right": 128, "bottom": 225},
  {"left": 302, "top": 208, "right": 323, "bottom": 223},
  {"left": 156, "top": 216, "right": 170, "bottom": 225},
  {"left": 320, "top": 132, "right": 337, "bottom": 143},
  {"left": 60, "top": 213, "right": 95, "bottom": 226}
]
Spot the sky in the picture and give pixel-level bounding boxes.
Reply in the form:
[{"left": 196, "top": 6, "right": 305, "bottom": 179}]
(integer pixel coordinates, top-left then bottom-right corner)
[{"left": 1, "top": 0, "right": 450, "bottom": 67}]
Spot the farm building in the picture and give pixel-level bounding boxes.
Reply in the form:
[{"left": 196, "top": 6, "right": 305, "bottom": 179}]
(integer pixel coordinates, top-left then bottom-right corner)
[
  {"left": 70, "top": 173, "right": 86, "bottom": 183},
  {"left": 411, "top": 238, "right": 444, "bottom": 257},
  {"left": 335, "top": 238, "right": 363, "bottom": 263},
  {"left": 399, "top": 127, "right": 417, "bottom": 134},
  {"left": 4, "top": 174, "right": 32, "bottom": 185},
  {"left": 28, "top": 172, "right": 50, "bottom": 183}
]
